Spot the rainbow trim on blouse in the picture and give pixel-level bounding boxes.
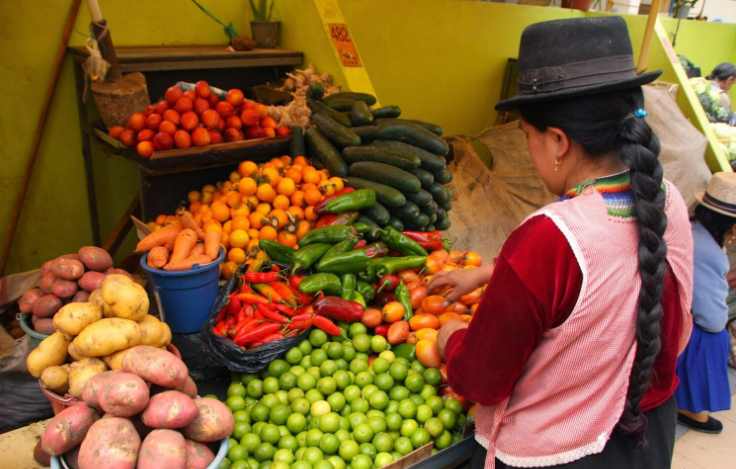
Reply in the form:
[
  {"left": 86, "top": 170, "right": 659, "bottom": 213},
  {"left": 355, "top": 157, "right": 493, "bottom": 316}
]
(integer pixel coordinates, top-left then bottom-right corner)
[{"left": 557, "top": 171, "right": 636, "bottom": 221}]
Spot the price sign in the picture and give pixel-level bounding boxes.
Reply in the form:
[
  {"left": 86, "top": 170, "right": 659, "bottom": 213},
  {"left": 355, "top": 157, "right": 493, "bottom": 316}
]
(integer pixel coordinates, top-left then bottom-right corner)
[{"left": 328, "top": 24, "right": 362, "bottom": 67}]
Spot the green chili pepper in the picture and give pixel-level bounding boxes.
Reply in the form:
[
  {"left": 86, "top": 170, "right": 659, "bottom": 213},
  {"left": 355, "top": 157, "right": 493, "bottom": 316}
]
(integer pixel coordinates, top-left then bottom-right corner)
[
  {"left": 341, "top": 273, "right": 356, "bottom": 300},
  {"left": 298, "top": 273, "right": 342, "bottom": 296},
  {"left": 355, "top": 281, "right": 375, "bottom": 302},
  {"left": 291, "top": 243, "right": 333, "bottom": 274},
  {"left": 352, "top": 222, "right": 371, "bottom": 235},
  {"left": 323, "top": 237, "right": 359, "bottom": 259},
  {"left": 299, "top": 225, "right": 358, "bottom": 246},
  {"left": 392, "top": 343, "right": 416, "bottom": 361},
  {"left": 259, "top": 239, "right": 296, "bottom": 264},
  {"left": 350, "top": 290, "right": 366, "bottom": 308},
  {"left": 355, "top": 215, "right": 383, "bottom": 241},
  {"left": 395, "top": 283, "right": 413, "bottom": 321},
  {"left": 380, "top": 226, "right": 428, "bottom": 257},
  {"left": 326, "top": 189, "right": 377, "bottom": 213},
  {"left": 358, "top": 263, "right": 376, "bottom": 283},
  {"left": 317, "top": 248, "right": 376, "bottom": 274},
  {"left": 373, "top": 256, "right": 427, "bottom": 277}
]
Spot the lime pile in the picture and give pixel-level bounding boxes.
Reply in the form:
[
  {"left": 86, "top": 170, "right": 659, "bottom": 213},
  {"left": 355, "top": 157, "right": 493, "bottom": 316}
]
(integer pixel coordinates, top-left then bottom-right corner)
[{"left": 220, "top": 325, "right": 467, "bottom": 469}]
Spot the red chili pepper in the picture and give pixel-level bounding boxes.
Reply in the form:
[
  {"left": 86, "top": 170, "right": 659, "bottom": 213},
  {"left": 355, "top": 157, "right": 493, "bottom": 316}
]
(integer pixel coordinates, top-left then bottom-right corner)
[
  {"left": 241, "top": 283, "right": 255, "bottom": 295},
  {"left": 234, "top": 323, "right": 281, "bottom": 346},
  {"left": 375, "top": 291, "right": 398, "bottom": 306},
  {"left": 377, "top": 275, "right": 399, "bottom": 293},
  {"left": 273, "top": 303, "right": 297, "bottom": 317},
  {"left": 296, "top": 305, "right": 315, "bottom": 316},
  {"left": 313, "top": 315, "right": 342, "bottom": 336},
  {"left": 286, "top": 331, "right": 300, "bottom": 338},
  {"left": 257, "top": 304, "right": 289, "bottom": 324},
  {"left": 290, "top": 274, "right": 305, "bottom": 290},
  {"left": 213, "top": 321, "right": 228, "bottom": 336},
  {"left": 288, "top": 284, "right": 314, "bottom": 305},
  {"left": 228, "top": 294, "right": 242, "bottom": 317},
  {"left": 388, "top": 250, "right": 403, "bottom": 257},
  {"left": 251, "top": 332, "right": 285, "bottom": 347},
  {"left": 251, "top": 283, "right": 284, "bottom": 304},
  {"left": 365, "top": 242, "right": 389, "bottom": 258},
  {"left": 316, "top": 213, "right": 339, "bottom": 229},
  {"left": 224, "top": 317, "right": 236, "bottom": 328},
  {"left": 271, "top": 264, "right": 280, "bottom": 272},
  {"left": 313, "top": 296, "right": 364, "bottom": 323},
  {"left": 402, "top": 231, "right": 444, "bottom": 251},
  {"left": 244, "top": 304, "right": 255, "bottom": 318},
  {"left": 315, "top": 187, "right": 355, "bottom": 216},
  {"left": 270, "top": 282, "right": 298, "bottom": 307},
  {"left": 254, "top": 309, "right": 266, "bottom": 320},
  {"left": 288, "top": 314, "right": 314, "bottom": 330},
  {"left": 230, "top": 317, "right": 258, "bottom": 337},
  {"left": 216, "top": 305, "right": 228, "bottom": 322},
  {"left": 375, "top": 324, "right": 389, "bottom": 337},
  {"left": 245, "top": 271, "right": 280, "bottom": 283},
  {"left": 353, "top": 240, "right": 367, "bottom": 250},
  {"left": 237, "top": 293, "right": 271, "bottom": 306}
]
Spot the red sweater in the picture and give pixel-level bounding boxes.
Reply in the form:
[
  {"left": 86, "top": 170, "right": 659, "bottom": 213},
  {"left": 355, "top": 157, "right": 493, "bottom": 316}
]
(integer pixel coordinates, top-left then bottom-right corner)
[{"left": 445, "top": 216, "right": 682, "bottom": 412}]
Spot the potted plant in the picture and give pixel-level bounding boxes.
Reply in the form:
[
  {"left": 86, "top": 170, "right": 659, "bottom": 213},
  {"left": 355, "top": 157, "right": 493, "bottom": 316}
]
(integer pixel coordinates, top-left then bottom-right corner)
[
  {"left": 674, "top": 0, "right": 698, "bottom": 19},
  {"left": 250, "top": 0, "right": 279, "bottom": 48}
]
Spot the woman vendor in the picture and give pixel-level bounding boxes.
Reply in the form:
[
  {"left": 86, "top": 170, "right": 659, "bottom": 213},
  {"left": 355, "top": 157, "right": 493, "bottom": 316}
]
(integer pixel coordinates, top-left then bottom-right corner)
[{"left": 430, "top": 17, "right": 694, "bottom": 469}]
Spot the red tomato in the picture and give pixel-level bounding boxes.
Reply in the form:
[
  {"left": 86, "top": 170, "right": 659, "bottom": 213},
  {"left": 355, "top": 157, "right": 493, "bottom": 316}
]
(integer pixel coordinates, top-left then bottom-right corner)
[
  {"left": 245, "top": 126, "right": 264, "bottom": 140},
  {"left": 183, "top": 90, "right": 197, "bottom": 101},
  {"left": 136, "top": 141, "right": 155, "bottom": 158},
  {"left": 191, "top": 127, "right": 211, "bottom": 147},
  {"left": 263, "top": 127, "right": 276, "bottom": 138},
  {"left": 194, "top": 98, "right": 210, "bottom": 115},
  {"left": 163, "top": 109, "right": 181, "bottom": 125},
  {"left": 209, "top": 129, "right": 223, "bottom": 144},
  {"left": 195, "top": 80, "right": 211, "bottom": 98},
  {"left": 144, "top": 105, "right": 156, "bottom": 117},
  {"left": 108, "top": 126, "right": 125, "bottom": 139},
  {"left": 260, "top": 117, "right": 277, "bottom": 129},
  {"left": 226, "top": 116, "right": 242, "bottom": 130},
  {"left": 254, "top": 103, "right": 269, "bottom": 119},
  {"left": 153, "top": 132, "right": 174, "bottom": 151},
  {"left": 226, "top": 89, "right": 245, "bottom": 106},
  {"left": 243, "top": 100, "right": 256, "bottom": 110},
  {"left": 165, "top": 86, "right": 183, "bottom": 105},
  {"left": 240, "top": 108, "right": 259, "bottom": 127},
  {"left": 224, "top": 127, "right": 242, "bottom": 142},
  {"left": 175, "top": 97, "right": 193, "bottom": 114},
  {"left": 155, "top": 101, "right": 169, "bottom": 115},
  {"left": 136, "top": 129, "right": 155, "bottom": 142},
  {"left": 119, "top": 129, "right": 137, "bottom": 147},
  {"left": 215, "top": 101, "right": 234, "bottom": 119},
  {"left": 180, "top": 112, "right": 200, "bottom": 131},
  {"left": 421, "top": 295, "right": 446, "bottom": 315},
  {"left": 173, "top": 130, "right": 191, "bottom": 149},
  {"left": 159, "top": 121, "right": 177, "bottom": 136},
  {"left": 217, "top": 118, "right": 226, "bottom": 131},
  {"left": 207, "top": 93, "right": 220, "bottom": 107},
  {"left": 146, "top": 113, "right": 162, "bottom": 131},
  {"left": 276, "top": 126, "right": 291, "bottom": 137},
  {"left": 201, "top": 109, "right": 221, "bottom": 129},
  {"left": 127, "top": 113, "right": 146, "bottom": 132}
]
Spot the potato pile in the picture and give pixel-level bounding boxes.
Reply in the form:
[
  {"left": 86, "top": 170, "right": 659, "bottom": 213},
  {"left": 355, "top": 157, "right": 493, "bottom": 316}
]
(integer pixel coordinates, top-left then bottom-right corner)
[
  {"left": 41, "top": 345, "right": 234, "bottom": 469},
  {"left": 18, "top": 246, "right": 130, "bottom": 335},
  {"left": 27, "top": 274, "right": 172, "bottom": 400}
]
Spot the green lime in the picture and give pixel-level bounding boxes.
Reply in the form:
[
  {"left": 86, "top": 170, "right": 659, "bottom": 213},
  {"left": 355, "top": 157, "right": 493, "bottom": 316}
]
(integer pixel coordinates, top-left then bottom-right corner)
[
  {"left": 397, "top": 399, "right": 417, "bottom": 419},
  {"left": 457, "top": 412, "right": 467, "bottom": 429},
  {"left": 378, "top": 351, "right": 395, "bottom": 363},
  {"left": 320, "top": 360, "right": 338, "bottom": 377},
  {"left": 342, "top": 344, "right": 357, "bottom": 362},
  {"left": 306, "top": 428, "right": 324, "bottom": 448},
  {"left": 279, "top": 435, "right": 299, "bottom": 451},
  {"left": 292, "top": 398, "right": 311, "bottom": 415},
  {"left": 422, "top": 368, "right": 441, "bottom": 386},
  {"left": 245, "top": 397, "right": 258, "bottom": 406},
  {"left": 410, "top": 428, "right": 431, "bottom": 448},
  {"left": 353, "top": 423, "right": 374, "bottom": 444},
  {"left": 374, "top": 452, "right": 394, "bottom": 468},
  {"left": 335, "top": 428, "right": 351, "bottom": 443},
  {"left": 367, "top": 416, "right": 387, "bottom": 435},
  {"left": 404, "top": 374, "right": 424, "bottom": 394},
  {"left": 333, "top": 371, "right": 352, "bottom": 390},
  {"left": 351, "top": 334, "right": 371, "bottom": 353},
  {"left": 261, "top": 369, "right": 273, "bottom": 380},
  {"left": 296, "top": 433, "right": 308, "bottom": 449},
  {"left": 335, "top": 359, "right": 349, "bottom": 371},
  {"left": 234, "top": 410, "right": 251, "bottom": 424},
  {"left": 229, "top": 382, "right": 247, "bottom": 398},
  {"left": 316, "top": 377, "right": 336, "bottom": 395},
  {"left": 248, "top": 380, "right": 264, "bottom": 399},
  {"left": 242, "top": 374, "right": 259, "bottom": 386},
  {"left": 452, "top": 432, "right": 462, "bottom": 445},
  {"left": 229, "top": 445, "right": 249, "bottom": 463},
  {"left": 444, "top": 398, "right": 464, "bottom": 415},
  {"left": 390, "top": 452, "right": 402, "bottom": 461},
  {"left": 372, "top": 432, "right": 393, "bottom": 453},
  {"left": 350, "top": 454, "right": 372, "bottom": 469},
  {"left": 270, "top": 405, "right": 291, "bottom": 425},
  {"left": 366, "top": 410, "right": 385, "bottom": 420},
  {"left": 354, "top": 372, "right": 374, "bottom": 389},
  {"left": 286, "top": 348, "right": 304, "bottom": 365},
  {"left": 227, "top": 395, "right": 246, "bottom": 412},
  {"left": 393, "top": 437, "right": 413, "bottom": 456},
  {"left": 292, "top": 461, "right": 311, "bottom": 469},
  {"left": 308, "top": 367, "right": 322, "bottom": 381},
  {"left": 351, "top": 398, "right": 369, "bottom": 414},
  {"left": 434, "top": 430, "right": 452, "bottom": 450},
  {"left": 409, "top": 360, "right": 425, "bottom": 375},
  {"left": 437, "top": 409, "right": 457, "bottom": 431},
  {"left": 310, "top": 400, "right": 331, "bottom": 417},
  {"left": 393, "top": 357, "right": 410, "bottom": 368},
  {"left": 344, "top": 385, "right": 361, "bottom": 403},
  {"left": 298, "top": 373, "right": 317, "bottom": 391},
  {"left": 251, "top": 403, "right": 271, "bottom": 423},
  {"left": 273, "top": 462, "right": 290, "bottom": 469},
  {"left": 313, "top": 460, "right": 335, "bottom": 469},
  {"left": 299, "top": 340, "right": 314, "bottom": 355},
  {"left": 371, "top": 358, "right": 390, "bottom": 375},
  {"left": 278, "top": 372, "right": 298, "bottom": 391},
  {"left": 348, "top": 412, "right": 368, "bottom": 430},
  {"left": 230, "top": 438, "right": 239, "bottom": 450},
  {"left": 409, "top": 395, "right": 425, "bottom": 407},
  {"left": 261, "top": 424, "right": 281, "bottom": 444},
  {"left": 279, "top": 425, "right": 290, "bottom": 437},
  {"left": 319, "top": 412, "right": 340, "bottom": 433},
  {"left": 385, "top": 401, "right": 399, "bottom": 415},
  {"left": 303, "top": 447, "right": 324, "bottom": 466},
  {"left": 259, "top": 461, "right": 273, "bottom": 469},
  {"left": 326, "top": 393, "right": 346, "bottom": 412},
  {"left": 233, "top": 421, "right": 252, "bottom": 440},
  {"left": 358, "top": 443, "right": 377, "bottom": 460},
  {"left": 289, "top": 388, "right": 306, "bottom": 402},
  {"left": 310, "top": 329, "right": 328, "bottom": 347},
  {"left": 327, "top": 455, "right": 347, "bottom": 469},
  {"left": 368, "top": 391, "right": 389, "bottom": 410},
  {"left": 326, "top": 343, "right": 344, "bottom": 360},
  {"left": 262, "top": 394, "right": 280, "bottom": 409},
  {"left": 276, "top": 391, "right": 290, "bottom": 405},
  {"left": 295, "top": 446, "right": 307, "bottom": 460},
  {"left": 300, "top": 356, "right": 313, "bottom": 369},
  {"left": 230, "top": 460, "right": 246, "bottom": 469},
  {"left": 388, "top": 363, "right": 408, "bottom": 383},
  {"left": 425, "top": 396, "right": 444, "bottom": 415},
  {"left": 399, "top": 419, "right": 418, "bottom": 438},
  {"left": 306, "top": 389, "right": 326, "bottom": 405},
  {"left": 424, "top": 418, "right": 443, "bottom": 438},
  {"left": 311, "top": 350, "right": 328, "bottom": 367},
  {"left": 290, "top": 366, "right": 306, "bottom": 378},
  {"left": 270, "top": 359, "right": 290, "bottom": 378},
  {"left": 370, "top": 335, "right": 388, "bottom": 354},
  {"left": 385, "top": 413, "right": 402, "bottom": 432},
  {"left": 388, "top": 386, "right": 409, "bottom": 402},
  {"left": 348, "top": 323, "right": 367, "bottom": 338},
  {"left": 371, "top": 374, "right": 392, "bottom": 393},
  {"left": 339, "top": 440, "right": 360, "bottom": 462},
  {"left": 275, "top": 449, "right": 296, "bottom": 465},
  {"left": 286, "top": 413, "right": 308, "bottom": 434},
  {"left": 419, "top": 385, "right": 436, "bottom": 401},
  {"left": 254, "top": 442, "right": 276, "bottom": 462},
  {"left": 340, "top": 405, "right": 352, "bottom": 417},
  {"left": 416, "top": 405, "right": 433, "bottom": 424},
  {"left": 339, "top": 416, "right": 351, "bottom": 431},
  {"left": 252, "top": 422, "right": 266, "bottom": 436},
  {"left": 319, "top": 433, "right": 340, "bottom": 455},
  {"left": 349, "top": 359, "right": 368, "bottom": 375}
]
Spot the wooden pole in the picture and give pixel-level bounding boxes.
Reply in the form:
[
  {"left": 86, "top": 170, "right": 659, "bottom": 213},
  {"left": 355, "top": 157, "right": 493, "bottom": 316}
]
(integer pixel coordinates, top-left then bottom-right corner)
[
  {"left": 637, "top": 0, "right": 663, "bottom": 74},
  {"left": 0, "top": 0, "right": 83, "bottom": 276}
]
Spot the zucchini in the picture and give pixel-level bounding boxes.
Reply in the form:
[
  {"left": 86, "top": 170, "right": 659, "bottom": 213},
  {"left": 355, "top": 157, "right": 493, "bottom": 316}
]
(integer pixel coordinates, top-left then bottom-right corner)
[
  {"left": 348, "top": 162, "right": 421, "bottom": 194},
  {"left": 290, "top": 125, "right": 305, "bottom": 158},
  {"left": 433, "top": 168, "right": 453, "bottom": 184},
  {"left": 435, "top": 207, "right": 447, "bottom": 222},
  {"left": 345, "top": 177, "right": 406, "bottom": 208},
  {"left": 373, "top": 140, "right": 447, "bottom": 172},
  {"left": 445, "top": 186, "right": 454, "bottom": 200},
  {"left": 351, "top": 101, "right": 375, "bottom": 126},
  {"left": 425, "top": 224, "right": 436, "bottom": 232},
  {"left": 407, "top": 168, "right": 435, "bottom": 189},
  {"left": 427, "top": 182, "right": 449, "bottom": 204},
  {"left": 342, "top": 146, "right": 420, "bottom": 170},
  {"left": 361, "top": 202, "right": 391, "bottom": 226},
  {"left": 390, "top": 201, "right": 420, "bottom": 220},
  {"left": 375, "top": 121, "right": 449, "bottom": 156},
  {"left": 305, "top": 127, "right": 348, "bottom": 177},
  {"left": 442, "top": 201, "right": 453, "bottom": 212},
  {"left": 356, "top": 215, "right": 383, "bottom": 240},
  {"left": 307, "top": 82, "right": 325, "bottom": 100},
  {"left": 351, "top": 126, "right": 377, "bottom": 143},
  {"left": 435, "top": 217, "right": 451, "bottom": 231},
  {"left": 313, "top": 113, "right": 361, "bottom": 147},
  {"left": 405, "top": 213, "right": 430, "bottom": 230},
  {"left": 325, "top": 98, "right": 356, "bottom": 112},
  {"left": 387, "top": 216, "right": 404, "bottom": 231},
  {"left": 427, "top": 212, "right": 437, "bottom": 224},
  {"left": 404, "top": 189, "right": 432, "bottom": 207},
  {"left": 324, "top": 92, "right": 377, "bottom": 106},
  {"left": 375, "top": 118, "right": 443, "bottom": 136},
  {"left": 423, "top": 200, "right": 438, "bottom": 215},
  {"left": 307, "top": 98, "right": 353, "bottom": 127},
  {"left": 371, "top": 106, "right": 401, "bottom": 119}
]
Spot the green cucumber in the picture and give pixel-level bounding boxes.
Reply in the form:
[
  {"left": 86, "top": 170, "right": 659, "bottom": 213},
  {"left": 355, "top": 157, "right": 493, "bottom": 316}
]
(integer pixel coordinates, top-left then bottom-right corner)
[
  {"left": 345, "top": 177, "right": 406, "bottom": 208},
  {"left": 305, "top": 127, "right": 348, "bottom": 178},
  {"left": 350, "top": 126, "right": 377, "bottom": 143},
  {"left": 374, "top": 118, "right": 443, "bottom": 136},
  {"left": 313, "top": 113, "right": 361, "bottom": 147},
  {"left": 387, "top": 216, "right": 404, "bottom": 231},
  {"left": 375, "top": 121, "right": 449, "bottom": 156},
  {"left": 307, "top": 82, "right": 325, "bottom": 100},
  {"left": 361, "top": 202, "right": 391, "bottom": 226},
  {"left": 427, "top": 212, "right": 437, "bottom": 224},
  {"left": 356, "top": 215, "right": 383, "bottom": 240},
  {"left": 433, "top": 168, "right": 453, "bottom": 184},
  {"left": 372, "top": 140, "right": 447, "bottom": 172},
  {"left": 307, "top": 98, "right": 353, "bottom": 127},
  {"left": 342, "top": 146, "right": 420, "bottom": 170},
  {"left": 435, "top": 207, "right": 447, "bottom": 222},
  {"left": 405, "top": 213, "right": 430, "bottom": 230},
  {"left": 324, "top": 92, "right": 377, "bottom": 106},
  {"left": 435, "top": 217, "right": 451, "bottom": 231},
  {"left": 348, "top": 162, "right": 421, "bottom": 194},
  {"left": 404, "top": 189, "right": 432, "bottom": 207},
  {"left": 371, "top": 106, "right": 401, "bottom": 119},
  {"left": 442, "top": 201, "right": 453, "bottom": 212},
  {"left": 425, "top": 224, "right": 436, "bottom": 232},
  {"left": 290, "top": 125, "right": 305, "bottom": 158},
  {"left": 351, "top": 101, "right": 374, "bottom": 126},
  {"left": 427, "top": 182, "right": 449, "bottom": 204},
  {"left": 407, "top": 168, "right": 435, "bottom": 189},
  {"left": 390, "top": 201, "right": 420, "bottom": 220},
  {"left": 325, "top": 98, "right": 356, "bottom": 112},
  {"left": 445, "top": 186, "right": 454, "bottom": 200},
  {"left": 423, "top": 200, "right": 438, "bottom": 215}
]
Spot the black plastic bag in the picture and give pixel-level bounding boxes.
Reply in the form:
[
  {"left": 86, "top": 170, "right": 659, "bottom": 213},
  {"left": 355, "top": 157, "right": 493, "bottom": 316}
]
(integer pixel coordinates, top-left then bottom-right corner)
[{"left": 200, "top": 266, "right": 308, "bottom": 373}]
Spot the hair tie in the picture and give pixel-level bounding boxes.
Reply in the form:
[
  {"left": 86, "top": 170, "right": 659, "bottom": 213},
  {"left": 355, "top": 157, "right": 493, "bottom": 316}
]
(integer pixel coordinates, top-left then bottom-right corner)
[{"left": 622, "top": 108, "right": 648, "bottom": 125}]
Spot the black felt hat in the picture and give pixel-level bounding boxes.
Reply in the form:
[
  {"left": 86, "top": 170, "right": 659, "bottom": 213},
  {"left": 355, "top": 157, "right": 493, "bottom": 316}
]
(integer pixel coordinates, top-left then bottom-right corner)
[{"left": 496, "top": 17, "right": 662, "bottom": 111}]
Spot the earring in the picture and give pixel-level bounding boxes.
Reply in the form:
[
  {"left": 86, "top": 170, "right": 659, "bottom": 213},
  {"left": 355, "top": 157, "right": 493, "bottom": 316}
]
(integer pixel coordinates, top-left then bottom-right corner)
[
  {"left": 554, "top": 159, "right": 560, "bottom": 172},
  {"left": 729, "top": 235, "right": 736, "bottom": 245}
]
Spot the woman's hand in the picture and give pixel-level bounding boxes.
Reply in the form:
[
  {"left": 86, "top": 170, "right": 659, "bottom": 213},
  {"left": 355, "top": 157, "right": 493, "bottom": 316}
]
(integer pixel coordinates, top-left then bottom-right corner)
[
  {"left": 426, "top": 263, "right": 494, "bottom": 306},
  {"left": 437, "top": 320, "right": 469, "bottom": 358}
]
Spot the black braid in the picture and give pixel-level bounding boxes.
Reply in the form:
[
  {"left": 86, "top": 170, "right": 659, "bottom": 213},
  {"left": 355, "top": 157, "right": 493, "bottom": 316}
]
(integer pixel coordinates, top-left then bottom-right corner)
[{"left": 519, "top": 87, "right": 667, "bottom": 448}]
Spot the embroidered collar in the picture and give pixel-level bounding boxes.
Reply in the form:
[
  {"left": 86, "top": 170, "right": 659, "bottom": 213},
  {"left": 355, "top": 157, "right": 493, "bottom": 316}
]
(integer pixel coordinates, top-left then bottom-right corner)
[{"left": 557, "top": 171, "right": 636, "bottom": 220}]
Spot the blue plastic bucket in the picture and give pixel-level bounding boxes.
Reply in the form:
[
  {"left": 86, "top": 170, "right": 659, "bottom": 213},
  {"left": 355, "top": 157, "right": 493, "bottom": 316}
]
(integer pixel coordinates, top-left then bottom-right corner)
[{"left": 140, "top": 247, "right": 225, "bottom": 333}]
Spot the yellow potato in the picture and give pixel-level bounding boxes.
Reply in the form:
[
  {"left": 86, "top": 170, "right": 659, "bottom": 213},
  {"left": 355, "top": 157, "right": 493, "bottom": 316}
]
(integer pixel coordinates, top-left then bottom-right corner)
[
  {"left": 137, "top": 315, "right": 171, "bottom": 348},
  {"left": 72, "top": 318, "right": 142, "bottom": 357},
  {"left": 40, "top": 364, "right": 70, "bottom": 395},
  {"left": 102, "top": 348, "right": 130, "bottom": 370},
  {"left": 101, "top": 275, "right": 149, "bottom": 321},
  {"left": 68, "top": 342, "right": 84, "bottom": 361},
  {"left": 69, "top": 358, "right": 107, "bottom": 399},
  {"left": 26, "top": 332, "right": 70, "bottom": 378},
  {"left": 89, "top": 289, "right": 104, "bottom": 309},
  {"left": 53, "top": 303, "right": 103, "bottom": 336}
]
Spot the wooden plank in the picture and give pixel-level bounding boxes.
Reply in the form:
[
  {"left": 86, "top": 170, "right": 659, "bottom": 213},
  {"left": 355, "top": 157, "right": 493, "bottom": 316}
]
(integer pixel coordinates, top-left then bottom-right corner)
[
  {"left": 118, "top": 56, "right": 302, "bottom": 73},
  {"left": 103, "top": 193, "right": 141, "bottom": 256},
  {"left": 385, "top": 443, "right": 433, "bottom": 469},
  {"left": 69, "top": 45, "right": 302, "bottom": 62}
]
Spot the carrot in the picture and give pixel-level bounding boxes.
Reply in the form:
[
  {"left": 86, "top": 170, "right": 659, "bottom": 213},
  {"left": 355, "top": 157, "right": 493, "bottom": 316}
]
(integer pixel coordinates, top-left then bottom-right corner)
[
  {"left": 189, "top": 242, "right": 206, "bottom": 257},
  {"left": 163, "top": 254, "right": 214, "bottom": 271},
  {"left": 169, "top": 228, "right": 198, "bottom": 264},
  {"left": 205, "top": 230, "right": 222, "bottom": 260},
  {"left": 147, "top": 246, "right": 169, "bottom": 269},
  {"left": 136, "top": 222, "right": 182, "bottom": 252},
  {"left": 177, "top": 208, "right": 206, "bottom": 240}
]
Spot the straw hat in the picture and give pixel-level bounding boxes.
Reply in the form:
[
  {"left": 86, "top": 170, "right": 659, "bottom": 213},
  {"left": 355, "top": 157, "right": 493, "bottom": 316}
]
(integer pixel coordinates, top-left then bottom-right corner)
[{"left": 694, "top": 172, "right": 736, "bottom": 218}]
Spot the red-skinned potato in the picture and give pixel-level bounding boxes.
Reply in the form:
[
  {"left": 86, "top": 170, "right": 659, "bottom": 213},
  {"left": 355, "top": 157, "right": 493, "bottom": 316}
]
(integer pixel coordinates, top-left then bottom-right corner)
[
  {"left": 41, "top": 403, "right": 100, "bottom": 455},
  {"left": 40, "top": 273, "right": 57, "bottom": 294},
  {"left": 19, "top": 288, "right": 43, "bottom": 313},
  {"left": 52, "top": 258, "right": 85, "bottom": 280},
  {"left": 34, "top": 318, "right": 56, "bottom": 335},
  {"left": 40, "top": 260, "right": 54, "bottom": 276},
  {"left": 33, "top": 440, "right": 51, "bottom": 467},
  {"left": 121, "top": 346, "right": 188, "bottom": 388},
  {"left": 137, "top": 429, "right": 186, "bottom": 469},
  {"left": 65, "top": 446, "right": 81, "bottom": 469},
  {"left": 52, "top": 278, "right": 78, "bottom": 299},
  {"left": 78, "top": 418, "right": 140, "bottom": 469},
  {"left": 100, "top": 372, "right": 150, "bottom": 417},
  {"left": 78, "top": 246, "right": 114, "bottom": 272},
  {"left": 105, "top": 268, "right": 132, "bottom": 279},
  {"left": 82, "top": 370, "right": 120, "bottom": 409},
  {"left": 78, "top": 271, "right": 106, "bottom": 292},
  {"left": 58, "top": 254, "right": 80, "bottom": 261},
  {"left": 72, "top": 290, "right": 90, "bottom": 303},
  {"left": 32, "top": 295, "right": 62, "bottom": 318},
  {"left": 140, "top": 391, "right": 197, "bottom": 429},
  {"left": 177, "top": 376, "right": 198, "bottom": 399},
  {"left": 181, "top": 397, "right": 234, "bottom": 443},
  {"left": 185, "top": 439, "right": 215, "bottom": 469}
]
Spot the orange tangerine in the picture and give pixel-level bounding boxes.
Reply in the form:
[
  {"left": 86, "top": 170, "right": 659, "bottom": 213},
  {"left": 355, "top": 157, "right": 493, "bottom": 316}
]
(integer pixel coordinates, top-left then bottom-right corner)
[
  {"left": 211, "top": 202, "right": 230, "bottom": 222},
  {"left": 223, "top": 220, "right": 232, "bottom": 234},
  {"left": 246, "top": 238, "right": 260, "bottom": 252},
  {"left": 189, "top": 201, "right": 202, "bottom": 213},
  {"left": 285, "top": 167, "right": 302, "bottom": 184},
  {"left": 203, "top": 219, "right": 222, "bottom": 233},
  {"left": 304, "top": 189, "right": 322, "bottom": 206},
  {"left": 229, "top": 171, "right": 241, "bottom": 184},
  {"left": 261, "top": 167, "right": 282, "bottom": 186},
  {"left": 155, "top": 214, "right": 166, "bottom": 225},
  {"left": 272, "top": 195, "right": 290, "bottom": 210},
  {"left": 255, "top": 203, "right": 272, "bottom": 215},
  {"left": 231, "top": 216, "right": 250, "bottom": 232},
  {"left": 228, "top": 248, "right": 246, "bottom": 264},
  {"left": 238, "top": 177, "right": 257, "bottom": 196},
  {"left": 238, "top": 161, "right": 258, "bottom": 178},
  {"left": 302, "top": 169, "right": 321, "bottom": 185},
  {"left": 278, "top": 231, "right": 297, "bottom": 248},
  {"left": 290, "top": 191, "right": 306, "bottom": 207},
  {"left": 460, "top": 314, "right": 473, "bottom": 322},
  {"left": 318, "top": 169, "right": 329, "bottom": 181},
  {"left": 198, "top": 203, "right": 210, "bottom": 214},
  {"left": 256, "top": 184, "right": 276, "bottom": 203},
  {"left": 296, "top": 220, "right": 311, "bottom": 239},
  {"left": 318, "top": 180, "right": 336, "bottom": 196},
  {"left": 193, "top": 213, "right": 202, "bottom": 227},
  {"left": 221, "top": 232, "right": 230, "bottom": 249},
  {"left": 269, "top": 209, "right": 288, "bottom": 229},
  {"left": 269, "top": 157, "right": 285, "bottom": 169},
  {"left": 293, "top": 156, "right": 308, "bottom": 166},
  {"left": 304, "top": 206, "right": 319, "bottom": 221},
  {"left": 231, "top": 204, "right": 250, "bottom": 219},
  {"left": 286, "top": 206, "right": 304, "bottom": 221},
  {"left": 187, "top": 191, "right": 201, "bottom": 203},
  {"left": 259, "top": 225, "right": 277, "bottom": 241},
  {"left": 300, "top": 183, "right": 317, "bottom": 194},
  {"left": 416, "top": 328, "right": 439, "bottom": 342},
  {"left": 201, "top": 210, "right": 214, "bottom": 224},
  {"left": 229, "top": 229, "right": 250, "bottom": 249},
  {"left": 277, "top": 178, "right": 296, "bottom": 196},
  {"left": 226, "top": 191, "right": 242, "bottom": 208},
  {"left": 249, "top": 212, "right": 266, "bottom": 229},
  {"left": 280, "top": 155, "right": 292, "bottom": 165},
  {"left": 248, "top": 228, "right": 260, "bottom": 240}
]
